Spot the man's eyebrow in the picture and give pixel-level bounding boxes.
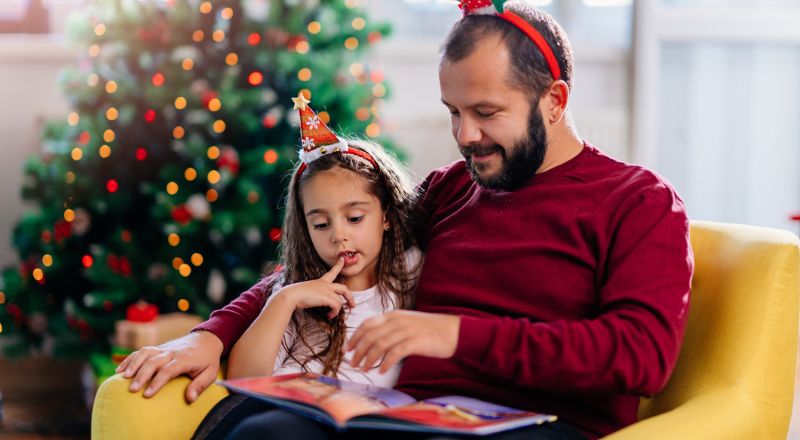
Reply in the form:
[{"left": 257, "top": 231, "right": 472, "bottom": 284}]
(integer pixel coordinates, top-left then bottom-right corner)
[
  {"left": 305, "top": 201, "right": 371, "bottom": 217},
  {"left": 441, "top": 99, "right": 502, "bottom": 109}
]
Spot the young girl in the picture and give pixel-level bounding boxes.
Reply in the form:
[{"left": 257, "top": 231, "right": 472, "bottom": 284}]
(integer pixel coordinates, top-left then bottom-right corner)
[
  {"left": 191, "top": 93, "right": 422, "bottom": 440},
  {"left": 226, "top": 92, "right": 422, "bottom": 388}
]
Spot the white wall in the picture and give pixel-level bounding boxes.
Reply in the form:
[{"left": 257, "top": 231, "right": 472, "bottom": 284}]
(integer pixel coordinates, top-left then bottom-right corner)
[{"left": 0, "top": 35, "right": 77, "bottom": 267}]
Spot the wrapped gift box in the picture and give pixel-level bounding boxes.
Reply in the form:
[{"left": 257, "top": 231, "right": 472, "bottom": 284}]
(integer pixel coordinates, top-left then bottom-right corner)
[{"left": 114, "top": 313, "right": 202, "bottom": 350}]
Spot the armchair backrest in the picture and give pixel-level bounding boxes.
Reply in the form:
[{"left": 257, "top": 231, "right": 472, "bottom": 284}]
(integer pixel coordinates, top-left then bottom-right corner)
[{"left": 637, "top": 221, "right": 800, "bottom": 438}]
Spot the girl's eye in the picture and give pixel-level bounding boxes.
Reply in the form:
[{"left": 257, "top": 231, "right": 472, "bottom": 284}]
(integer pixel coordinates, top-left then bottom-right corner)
[
  {"left": 348, "top": 216, "right": 364, "bottom": 223},
  {"left": 313, "top": 223, "right": 329, "bottom": 230}
]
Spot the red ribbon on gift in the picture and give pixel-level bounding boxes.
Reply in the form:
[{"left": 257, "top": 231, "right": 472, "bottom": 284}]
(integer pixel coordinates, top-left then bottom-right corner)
[{"left": 126, "top": 301, "right": 159, "bottom": 323}]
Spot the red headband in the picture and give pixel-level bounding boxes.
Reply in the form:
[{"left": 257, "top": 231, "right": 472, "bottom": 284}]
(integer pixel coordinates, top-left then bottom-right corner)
[
  {"left": 295, "top": 148, "right": 379, "bottom": 178},
  {"left": 496, "top": 11, "right": 561, "bottom": 81},
  {"left": 459, "top": 1, "right": 561, "bottom": 81}
]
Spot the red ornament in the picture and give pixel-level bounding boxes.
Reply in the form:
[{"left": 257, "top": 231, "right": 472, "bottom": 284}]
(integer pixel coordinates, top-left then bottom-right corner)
[
  {"left": 370, "top": 70, "right": 385, "bottom": 83},
  {"left": 82, "top": 255, "right": 94, "bottom": 268},
  {"left": 136, "top": 148, "right": 148, "bottom": 161},
  {"left": 119, "top": 256, "right": 132, "bottom": 276},
  {"left": 103, "top": 300, "right": 113, "bottom": 312},
  {"left": 247, "top": 32, "right": 261, "bottom": 46},
  {"left": 54, "top": 219, "right": 72, "bottom": 242},
  {"left": 367, "top": 31, "right": 382, "bottom": 44},
  {"left": 107, "top": 254, "right": 120, "bottom": 272},
  {"left": 152, "top": 72, "right": 165, "bottom": 87},
  {"left": 107, "top": 179, "right": 119, "bottom": 193},
  {"left": 262, "top": 114, "right": 277, "bottom": 129},
  {"left": 144, "top": 109, "right": 157, "bottom": 123},
  {"left": 248, "top": 71, "right": 264, "bottom": 86},
  {"left": 126, "top": 301, "right": 159, "bottom": 322},
  {"left": 269, "top": 227, "right": 282, "bottom": 242},
  {"left": 791, "top": 213, "right": 800, "bottom": 222},
  {"left": 41, "top": 230, "right": 52, "bottom": 244},
  {"left": 217, "top": 147, "right": 240, "bottom": 175},
  {"left": 171, "top": 204, "right": 192, "bottom": 225},
  {"left": 78, "top": 131, "right": 91, "bottom": 145}
]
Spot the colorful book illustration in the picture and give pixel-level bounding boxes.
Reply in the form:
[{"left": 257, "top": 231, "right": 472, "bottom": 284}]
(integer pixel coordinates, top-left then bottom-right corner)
[{"left": 221, "top": 373, "right": 556, "bottom": 436}]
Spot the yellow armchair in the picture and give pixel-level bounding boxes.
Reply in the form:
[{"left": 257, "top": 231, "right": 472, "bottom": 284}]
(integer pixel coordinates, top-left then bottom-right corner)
[{"left": 91, "top": 221, "right": 800, "bottom": 439}]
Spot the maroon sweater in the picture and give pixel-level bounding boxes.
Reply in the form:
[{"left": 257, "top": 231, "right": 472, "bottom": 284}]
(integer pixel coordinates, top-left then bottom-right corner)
[{"left": 196, "top": 144, "right": 693, "bottom": 438}]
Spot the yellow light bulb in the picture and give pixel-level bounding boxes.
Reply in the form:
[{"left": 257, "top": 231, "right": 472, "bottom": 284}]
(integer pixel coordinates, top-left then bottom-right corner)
[
  {"left": 212, "top": 30, "right": 225, "bottom": 42},
  {"left": 182, "top": 58, "right": 194, "bottom": 71},
  {"left": 168, "top": 233, "right": 181, "bottom": 247},
  {"left": 344, "top": 37, "right": 359, "bottom": 50},
  {"left": 207, "top": 170, "right": 221, "bottom": 184},
  {"left": 32, "top": 268, "right": 44, "bottom": 281},
  {"left": 220, "top": 7, "right": 234, "bottom": 20},
  {"left": 67, "top": 112, "right": 80, "bottom": 126},
  {"left": 71, "top": 148, "right": 83, "bottom": 161},
  {"left": 184, "top": 168, "right": 197, "bottom": 181},
  {"left": 178, "top": 298, "right": 190, "bottom": 311},
  {"left": 308, "top": 21, "right": 322, "bottom": 34},
  {"left": 172, "top": 257, "right": 184, "bottom": 269},
  {"left": 206, "top": 189, "right": 219, "bottom": 202},
  {"left": 366, "top": 123, "right": 381, "bottom": 137},
  {"left": 192, "top": 30, "right": 204, "bottom": 42},
  {"left": 199, "top": 2, "right": 212, "bottom": 14},
  {"left": 103, "top": 129, "right": 115, "bottom": 143},
  {"left": 179, "top": 264, "right": 192, "bottom": 277},
  {"left": 212, "top": 120, "right": 226, "bottom": 133},
  {"left": 207, "top": 146, "right": 221, "bottom": 160},
  {"left": 66, "top": 172, "right": 76, "bottom": 184},
  {"left": 99, "top": 145, "right": 112, "bottom": 158},
  {"left": 191, "top": 253, "right": 204, "bottom": 266},
  {"left": 225, "top": 53, "right": 238, "bottom": 66},
  {"left": 42, "top": 255, "right": 53, "bottom": 267},
  {"left": 208, "top": 98, "right": 222, "bottom": 112},
  {"left": 352, "top": 18, "right": 366, "bottom": 30},
  {"left": 298, "top": 68, "right": 312, "bottom": 82},
  {"left": 166, "top": 182, "right": 179, "bottom": 195},
  {"left": 175, "top": 97, "right": 187, "bottom": 110},
  {"left": 105, "top": 81, "right": 118, "bottom": 94},
  {"left": 173, "top": 126, "right": 185, "bottom": 139},
  {"left": 106, "top": 107, "right": 118, "bottom": 121},
  {"left": 94, "top": 24, "right": 106, "bottom": 36}
]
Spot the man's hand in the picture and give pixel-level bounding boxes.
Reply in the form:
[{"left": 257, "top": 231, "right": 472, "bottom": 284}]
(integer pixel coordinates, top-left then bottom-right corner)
[
  {"left": 114, "top": 330, "right": 224, "bottom": 402},
  {"left": 346, "top": 310, "right": 460, "bottom": 374}
]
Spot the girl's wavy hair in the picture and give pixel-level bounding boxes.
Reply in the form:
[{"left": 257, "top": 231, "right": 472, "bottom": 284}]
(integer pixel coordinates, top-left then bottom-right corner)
[{"left": 273, "top": 138, "right": 420, "bottom": 376}]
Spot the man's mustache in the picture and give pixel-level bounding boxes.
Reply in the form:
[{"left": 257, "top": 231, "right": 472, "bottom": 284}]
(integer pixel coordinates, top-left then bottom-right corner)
[{"left": 460, "top": 144, "right": 503, "bottom": 157}]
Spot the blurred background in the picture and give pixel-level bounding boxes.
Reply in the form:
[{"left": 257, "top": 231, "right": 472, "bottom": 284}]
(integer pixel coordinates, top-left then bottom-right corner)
[{"left": 0, "top": 0, "right": 798, "bottom": 438}]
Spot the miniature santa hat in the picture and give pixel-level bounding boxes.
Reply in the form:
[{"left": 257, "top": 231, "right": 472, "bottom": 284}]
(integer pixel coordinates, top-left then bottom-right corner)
[
  {"left": 457, "top": 0, "right": 561, "bottom": 81},
  {"left": 292, "top": 92, "right": 377, "bottom": 175}
]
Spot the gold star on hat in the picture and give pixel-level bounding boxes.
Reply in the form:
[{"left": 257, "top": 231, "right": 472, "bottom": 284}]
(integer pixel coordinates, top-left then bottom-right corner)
[{"left": 292, "top": 91, "right": 310, "bottom": 110}]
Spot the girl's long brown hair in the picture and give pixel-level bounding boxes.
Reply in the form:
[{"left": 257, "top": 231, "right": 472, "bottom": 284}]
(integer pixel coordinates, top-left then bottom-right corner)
[{"left": 274, "top": 139, "right": 420, "bottom": 376}]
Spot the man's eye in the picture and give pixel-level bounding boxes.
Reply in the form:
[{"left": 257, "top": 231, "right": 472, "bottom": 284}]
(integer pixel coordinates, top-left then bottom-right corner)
[
  {"left": 477, "top": 111, "right": 496, "bottom": 118},
  {"left": 448, "top": 109, "right": 459, "bottom": 116},
  {"left": 313, "top": 223, "right": 329, "bottom": 230},
  {"left": 348, "top": 216, "right": 364, "bottom": 223}
]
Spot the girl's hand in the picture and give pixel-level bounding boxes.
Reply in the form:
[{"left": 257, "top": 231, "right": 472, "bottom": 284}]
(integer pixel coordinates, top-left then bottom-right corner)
[{"left": 277, "top": 257, "right": 355, "bottom": 319}]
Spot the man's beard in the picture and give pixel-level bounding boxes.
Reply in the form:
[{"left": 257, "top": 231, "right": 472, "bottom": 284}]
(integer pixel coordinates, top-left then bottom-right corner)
[{"left": 461, "top": 105, "right": 547, "bottom": 191}]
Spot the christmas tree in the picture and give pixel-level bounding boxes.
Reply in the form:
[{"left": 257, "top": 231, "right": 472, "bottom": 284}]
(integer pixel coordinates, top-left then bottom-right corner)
[{"left": 0, "top": 0, "right": 393, "bottom": 357}]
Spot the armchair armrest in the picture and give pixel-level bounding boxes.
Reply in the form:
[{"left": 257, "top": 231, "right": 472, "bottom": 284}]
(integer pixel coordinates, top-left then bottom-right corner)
[
  {"left": 91, "top": 374, "right": 229, "bottom": 440},
  {"left": 603, "top": 388, "right": 770, "bottom": 440}
]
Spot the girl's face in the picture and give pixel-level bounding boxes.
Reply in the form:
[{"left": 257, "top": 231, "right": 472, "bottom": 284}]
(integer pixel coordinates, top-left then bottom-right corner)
[{"left": 300, "top": 166, "right": 388, "bottom": 291}]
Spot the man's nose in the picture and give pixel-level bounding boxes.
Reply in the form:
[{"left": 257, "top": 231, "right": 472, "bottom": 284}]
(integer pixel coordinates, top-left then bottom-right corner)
[{"left": 455, "top": 117, "right": 482, "bottom": 147}]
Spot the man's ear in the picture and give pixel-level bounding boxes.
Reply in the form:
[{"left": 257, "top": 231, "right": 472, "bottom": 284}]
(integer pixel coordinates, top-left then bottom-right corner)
[{"left": 541, "top": 80, "right": 570, "bottom": 124}]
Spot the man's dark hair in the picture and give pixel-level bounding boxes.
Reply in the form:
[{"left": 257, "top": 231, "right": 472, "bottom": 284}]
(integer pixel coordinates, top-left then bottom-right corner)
[{"left": 441, "top": 1, "right": 574, "bottom": 98}]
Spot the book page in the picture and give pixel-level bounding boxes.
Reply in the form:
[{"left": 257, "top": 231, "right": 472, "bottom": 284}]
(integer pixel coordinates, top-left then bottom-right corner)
[{"left": 223, "top": 373, "right": 416, "bottom": 426}]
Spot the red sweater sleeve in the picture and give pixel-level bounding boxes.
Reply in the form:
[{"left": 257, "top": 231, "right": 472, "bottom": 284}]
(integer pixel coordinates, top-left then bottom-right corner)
[
  {"left": 452, "top": 184, "right": 693, "bottom": 396},
  {"left": 192, "top": 272, "right": 280, "bottom": 356}
]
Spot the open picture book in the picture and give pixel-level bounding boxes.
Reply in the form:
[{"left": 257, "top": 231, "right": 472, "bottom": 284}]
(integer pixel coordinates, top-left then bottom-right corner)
[{"left": 221, "top": 373, "right": 556, "bottom": 436}]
